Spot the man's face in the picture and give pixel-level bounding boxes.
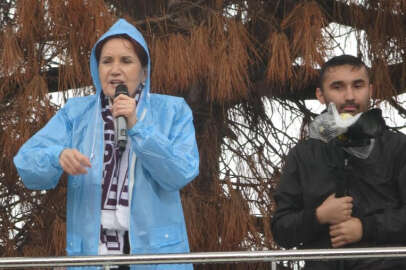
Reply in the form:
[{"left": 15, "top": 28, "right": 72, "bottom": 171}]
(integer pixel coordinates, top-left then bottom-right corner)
[{"left": 316, "top": 64, "right": 372, "bottom": 115}]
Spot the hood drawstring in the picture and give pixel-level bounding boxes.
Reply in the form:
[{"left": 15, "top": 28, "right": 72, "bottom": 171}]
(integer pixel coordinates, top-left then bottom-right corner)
[{"left": 90, "top": 95, "right": 101, "bottom": 161}]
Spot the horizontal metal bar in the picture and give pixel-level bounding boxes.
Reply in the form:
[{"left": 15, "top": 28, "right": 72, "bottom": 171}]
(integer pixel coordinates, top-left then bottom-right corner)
[{"left": 1, "top": 247, "right": 406, "bottom": 268}]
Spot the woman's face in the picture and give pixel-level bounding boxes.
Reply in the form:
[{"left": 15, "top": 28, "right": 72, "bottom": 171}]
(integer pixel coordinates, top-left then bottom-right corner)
[{"left": 98, "top": 38, "right": 146, "bottom": 98}]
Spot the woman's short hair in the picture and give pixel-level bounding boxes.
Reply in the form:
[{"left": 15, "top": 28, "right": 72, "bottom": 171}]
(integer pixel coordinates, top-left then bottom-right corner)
[{"left": 95, "top": 34, "right": 148, "bottom": 68}]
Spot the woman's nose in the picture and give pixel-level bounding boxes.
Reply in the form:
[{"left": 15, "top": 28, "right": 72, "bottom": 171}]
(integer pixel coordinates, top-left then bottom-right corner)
[{"left": 111, "top": 61, "right": 122, "bottom": 75}]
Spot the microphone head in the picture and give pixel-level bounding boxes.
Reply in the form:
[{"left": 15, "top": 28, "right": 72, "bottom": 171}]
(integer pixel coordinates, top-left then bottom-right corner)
[{"left": 115, "top": 84, "right": 129, "bottom": 97}]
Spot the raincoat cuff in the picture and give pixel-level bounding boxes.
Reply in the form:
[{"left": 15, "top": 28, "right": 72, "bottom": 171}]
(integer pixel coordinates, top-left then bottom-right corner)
[
  {"left": 50, "top": 145, "right": 65, "bottom": 169},
  {"left": 128, "top": 117, "right": 148, "bottom": 137}
]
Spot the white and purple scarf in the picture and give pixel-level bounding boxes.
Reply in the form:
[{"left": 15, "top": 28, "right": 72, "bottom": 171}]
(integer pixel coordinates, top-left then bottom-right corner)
[{"left": 99, "top": 93, "right": 130, "bottom": 254}]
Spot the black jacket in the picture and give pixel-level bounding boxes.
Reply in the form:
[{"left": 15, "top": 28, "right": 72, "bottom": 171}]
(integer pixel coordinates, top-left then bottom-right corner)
[{"left": 271, "top": 130, "right": 406, "bottom": 270}]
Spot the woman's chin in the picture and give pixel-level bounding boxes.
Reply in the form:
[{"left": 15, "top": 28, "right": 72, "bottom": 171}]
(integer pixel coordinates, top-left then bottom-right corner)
[{"left": 102, "top": 88, "right": 115, "bottom": 98}]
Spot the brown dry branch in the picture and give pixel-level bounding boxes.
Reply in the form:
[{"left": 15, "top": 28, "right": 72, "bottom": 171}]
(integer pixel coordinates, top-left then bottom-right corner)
[
  {"left": 266, "top": 31, "right": 293, "bottom": 87},
  {"left": 281, "top": 1, "right": 327, "bottom": 84}
]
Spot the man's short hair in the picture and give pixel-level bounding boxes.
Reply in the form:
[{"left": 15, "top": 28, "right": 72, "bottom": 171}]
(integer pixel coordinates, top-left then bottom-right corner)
[{"left": 319, "top": 55, "right": 369, "bottom": 89}]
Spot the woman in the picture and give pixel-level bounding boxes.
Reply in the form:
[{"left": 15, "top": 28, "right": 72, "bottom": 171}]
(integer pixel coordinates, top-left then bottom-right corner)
[{"left": 14, "top": 19, "right": 199, "bottom": 270}]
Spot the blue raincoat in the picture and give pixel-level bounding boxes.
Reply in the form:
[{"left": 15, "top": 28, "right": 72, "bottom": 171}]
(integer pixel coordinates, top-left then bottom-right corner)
[{"left": 14, "top": 19, "right": 199, "bottom": 270}]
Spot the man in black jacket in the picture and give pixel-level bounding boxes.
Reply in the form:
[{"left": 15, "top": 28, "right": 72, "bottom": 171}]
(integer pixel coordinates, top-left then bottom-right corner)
[{"left": 271, "top": 55, "right": 406, "bottom": 270}]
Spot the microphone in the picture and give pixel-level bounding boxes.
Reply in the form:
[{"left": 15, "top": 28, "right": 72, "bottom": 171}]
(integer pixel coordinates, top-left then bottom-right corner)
[{"left": 114, "top": 84, "right": 129, "bottom": 153}]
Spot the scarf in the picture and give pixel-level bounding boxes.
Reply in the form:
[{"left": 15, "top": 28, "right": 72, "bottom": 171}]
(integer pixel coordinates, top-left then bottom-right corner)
[{"left": 99, "top": 92, "right": 130, "bottom": 254}]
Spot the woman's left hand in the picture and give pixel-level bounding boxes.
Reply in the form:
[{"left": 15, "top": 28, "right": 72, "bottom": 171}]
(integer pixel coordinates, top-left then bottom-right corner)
[{"left": 111, "top": 94, "right": 137, "bottom": 129}]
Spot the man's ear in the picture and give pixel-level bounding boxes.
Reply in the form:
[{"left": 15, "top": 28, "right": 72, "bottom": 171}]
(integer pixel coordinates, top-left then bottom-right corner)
[
  {"left": 369, "top": 84, "right": 373, "bottom": 99},
  {"left": 316, "top": 87, "right": 326, "bottom": 104}
]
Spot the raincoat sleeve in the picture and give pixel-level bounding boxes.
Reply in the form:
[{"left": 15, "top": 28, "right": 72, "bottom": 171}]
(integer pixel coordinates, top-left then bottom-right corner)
[
  {"left": 13, "top": 105, "right": 72, "bottom": 190},
  {"left": 128, "top": 97, "right": 199, "bottom": 191},
  {"left": 359, "top": 140, "right": 406, "bottom": 244},
  {"left": 271, "top": 147, "right": 326, "bottom": 248}
]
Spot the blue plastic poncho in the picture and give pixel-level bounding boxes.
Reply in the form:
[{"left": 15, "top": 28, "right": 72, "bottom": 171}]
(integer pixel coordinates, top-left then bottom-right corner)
[{"left": 14, "top": 18, "right": 199, "bottom": 270}]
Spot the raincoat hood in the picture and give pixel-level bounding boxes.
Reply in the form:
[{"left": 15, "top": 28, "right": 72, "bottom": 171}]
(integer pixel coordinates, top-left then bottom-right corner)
[{"left": 90, "top": 18, "right": 150, "bottom": 117}]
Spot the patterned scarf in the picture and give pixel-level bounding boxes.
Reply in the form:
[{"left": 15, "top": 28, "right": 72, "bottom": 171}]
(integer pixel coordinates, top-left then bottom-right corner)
[{"left": 99, "top": 92, "right": 130, "bottom": 253}]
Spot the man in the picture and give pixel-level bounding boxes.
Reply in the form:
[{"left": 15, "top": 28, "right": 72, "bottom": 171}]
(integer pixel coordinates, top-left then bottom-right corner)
[{"left": 271, "top": 55, "right": 406, "bottom": 269}]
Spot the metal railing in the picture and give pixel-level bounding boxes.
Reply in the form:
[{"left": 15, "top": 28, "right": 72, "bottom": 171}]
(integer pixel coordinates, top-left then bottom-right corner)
[{"left": 1, "top": 247, "right": 406, "bottom": 269}]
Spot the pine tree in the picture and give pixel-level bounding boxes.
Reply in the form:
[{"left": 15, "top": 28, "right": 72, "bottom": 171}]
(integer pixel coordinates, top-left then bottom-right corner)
[{"left": 1, "top": 1, "right": 405, "bottom": 269}]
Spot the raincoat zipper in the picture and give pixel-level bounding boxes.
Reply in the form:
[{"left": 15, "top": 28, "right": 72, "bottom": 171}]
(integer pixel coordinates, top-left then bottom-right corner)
[{"left": 128, "top": 150, "right": 136, "bottom": 253}]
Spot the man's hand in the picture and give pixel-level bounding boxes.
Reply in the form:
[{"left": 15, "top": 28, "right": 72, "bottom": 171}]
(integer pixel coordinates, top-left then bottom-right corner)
[
  {"left": 59, "top": 149, "right": 91, "bottom": 175},
  {"left": 329, "top": 217, "right": 363, "bottom": 247},
  {"left": 316, "top": 194, "right": 353, "bottom": 225}
]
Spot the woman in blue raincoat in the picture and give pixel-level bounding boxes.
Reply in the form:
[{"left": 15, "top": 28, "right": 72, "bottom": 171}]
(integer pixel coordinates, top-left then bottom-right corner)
[{"left": 13, "top": 18, "right": 199, "bottom": 270}]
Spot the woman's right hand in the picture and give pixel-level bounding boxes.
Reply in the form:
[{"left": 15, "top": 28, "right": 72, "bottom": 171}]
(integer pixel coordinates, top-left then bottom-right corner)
[{"left": 59, "top": 149, "right": 91, "bottom": 175}]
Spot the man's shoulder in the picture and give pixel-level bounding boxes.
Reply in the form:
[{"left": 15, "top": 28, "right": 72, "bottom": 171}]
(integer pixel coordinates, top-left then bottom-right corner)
[
  {"left": 286, "top": 138, "right": 326, "bottom": 161},
  {"left": 382, "top": 129, "right": 406, "bottom": 138},
  {"left": 380, "top": 129, "right": 406, "bottom": 149},
  {"left": 292, "top": 138, "right": 324, "bottom": 150}
]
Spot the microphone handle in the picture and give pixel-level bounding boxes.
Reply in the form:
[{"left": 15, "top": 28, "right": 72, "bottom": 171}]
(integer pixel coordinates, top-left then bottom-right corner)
[
  {"left": 116, "top": 116, "right": 127, "bottom": 153},
  {"left": 114, "top": 84, "right": 129, "bottom": 154}
]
